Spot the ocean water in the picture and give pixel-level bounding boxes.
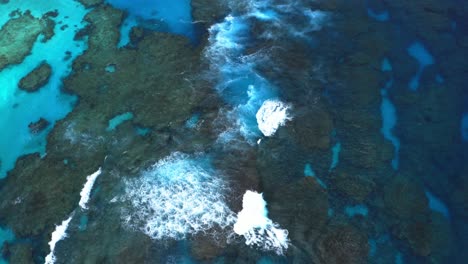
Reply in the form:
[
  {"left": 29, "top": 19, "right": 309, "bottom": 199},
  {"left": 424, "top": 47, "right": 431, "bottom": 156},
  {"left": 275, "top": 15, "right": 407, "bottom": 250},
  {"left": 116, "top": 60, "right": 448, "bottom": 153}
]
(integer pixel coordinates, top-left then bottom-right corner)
[{"left": 0, "top": 0, "right": 467, "bottom": 263}]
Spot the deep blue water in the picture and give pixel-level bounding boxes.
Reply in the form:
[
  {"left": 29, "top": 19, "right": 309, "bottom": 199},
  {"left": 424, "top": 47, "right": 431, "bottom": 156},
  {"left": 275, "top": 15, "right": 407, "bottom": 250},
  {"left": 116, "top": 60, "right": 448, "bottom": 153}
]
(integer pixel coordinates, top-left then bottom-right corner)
[{"left": 0, "top": 0, "right": 467, "bottom": 263}]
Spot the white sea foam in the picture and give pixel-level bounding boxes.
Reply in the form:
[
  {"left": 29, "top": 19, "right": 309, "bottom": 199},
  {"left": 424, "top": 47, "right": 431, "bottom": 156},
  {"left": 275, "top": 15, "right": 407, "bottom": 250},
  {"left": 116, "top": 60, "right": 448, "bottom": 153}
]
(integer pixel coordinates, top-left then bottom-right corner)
[
  {"left": 44, "top": 216, "right": 73, "bottom": 264},
  {"left": 122, "top": 152, "right": 235, "bottom": 240},
  {"left": 79, "top": 168, "right": 102, "bottom": 210},
  {"left": 234, "top": 190, "right": 289, "bottom": 255},
  {"left": 256, "top": 100, "right": 292, "bottom": 137}
]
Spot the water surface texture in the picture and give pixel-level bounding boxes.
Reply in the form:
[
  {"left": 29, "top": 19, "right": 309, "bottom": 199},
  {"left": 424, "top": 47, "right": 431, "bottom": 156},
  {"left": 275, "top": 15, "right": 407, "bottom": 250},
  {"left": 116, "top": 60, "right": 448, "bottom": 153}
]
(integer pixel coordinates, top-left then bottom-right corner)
[{"left": 0, "top": 0, "right": 467, "bottom": 263}]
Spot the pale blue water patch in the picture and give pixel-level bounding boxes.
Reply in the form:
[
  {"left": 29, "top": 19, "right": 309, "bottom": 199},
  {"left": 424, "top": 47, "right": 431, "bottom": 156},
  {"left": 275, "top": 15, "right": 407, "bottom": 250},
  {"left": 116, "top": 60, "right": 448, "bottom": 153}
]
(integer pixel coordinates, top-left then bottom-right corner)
[
  {"left": 105, "top": 64, "right": 116, "bottom": 73},
  {"left": 379, "top": 70, "right": 399, "bottom": 170},
  {"left": 367, "top": 8, "right": 389, "bottom": 22},
  {"left": 304, "top": 163, "right": 326, "bottom": 188},
  {"left": 435, "top": 74, "right": 444, "bottom": 84},
  {"left": 407, "top": 42, "right": 434, "bottom": 91},
  {"left": 106, "top": 112, "right": 134, "bottom": 131},
  {"left": 257, "top": 257, "right": 275, "bottom": 264},
  {"left": 461, "top": 113, "right": 468, "bottom": 141},
  {"left": 78, "top": 215, "right": 88, "bottom": 231},
  {"left": 329, "top": 142, "right": 341, "bottom": 171},
  {"left": 368, "top": 239, "right": 377, "bottom": 257},
  {"left": 451, "top": 21, "right": 457, "bottom": 31},
  {"left": 369, "top": 234, "right": 391, "bottom": 258},
  {"left": 381, "top": 89, "right": 400, "bottom": 170},
  {"left": 106, "top": 0, "right": 195, "bottom": 40},
  {"left": 118, "top": 16, "right": 137, "bottom": 48},
  {"left": 345, "top": 204, "right": 368, "bottom": 217},
  {"left": 303, "top": 163, "right": 315, "bottom": 177},
  {"left": 382, "top": 58, "right": 392, "bottom": 72},
  {"left": 0, "top": 1, "right": 89, "bottom": 177},
  {"left": 135, "top": 125, "right": 151, "bottom": 136},
  {"left": 425, "top": 190, "right": 450, "bottom": 219},
  {"left": 0, "top": 227, "right": 14, "bottom": 263},
  {"left": 185, "top": 113, "right": 200, "bottom": 129},
  {"left": 328, "top": 208, "right": 334, "bottom": 217},
  {"left": 395, "top": 252, "right": 404, "bottom": 264}
]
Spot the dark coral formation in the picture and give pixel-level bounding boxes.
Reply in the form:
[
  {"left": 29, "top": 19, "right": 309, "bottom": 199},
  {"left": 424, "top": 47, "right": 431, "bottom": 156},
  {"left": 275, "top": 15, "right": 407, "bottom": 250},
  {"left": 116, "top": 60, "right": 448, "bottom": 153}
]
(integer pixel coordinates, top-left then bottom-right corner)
[
  {"left": 18, "top": 62, "right": 52, "bottom": 92},
  {"left": 0, "top": 12, "right": 54, "bottom": 71},
  {"left": 315, "top": 225, "right": 369, "bottom": 264},
  {"left": 28, "top": 117, "right": 50, "bottom": 134}
]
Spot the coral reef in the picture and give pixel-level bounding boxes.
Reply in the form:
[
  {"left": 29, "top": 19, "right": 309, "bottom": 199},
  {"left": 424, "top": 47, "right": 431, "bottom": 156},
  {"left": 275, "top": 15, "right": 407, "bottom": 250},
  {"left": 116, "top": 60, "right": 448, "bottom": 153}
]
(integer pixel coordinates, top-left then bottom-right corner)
[{"left": 0, "top": 12, "right": 54, "bottom": 71}]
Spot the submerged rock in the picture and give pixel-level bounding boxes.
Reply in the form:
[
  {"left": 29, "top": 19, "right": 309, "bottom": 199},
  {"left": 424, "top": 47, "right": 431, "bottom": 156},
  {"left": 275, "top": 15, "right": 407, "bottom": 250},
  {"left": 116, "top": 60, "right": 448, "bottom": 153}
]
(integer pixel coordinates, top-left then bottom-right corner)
[
  {"left": 384, "top": 175, "right": 429, "bottom": 220},
  {"left": 0, "top": 12, "right": 55, "bottom": 71},
  {"left": 18, "top": 62, "right": 52, "bottom": 92},
  {"left": 315, "top": 225, "right": 369, "bottom": 264},
  {"left": 28, "top": 117, "right": 50, "bottom": 134},
  {"left": 330, "top": 170, "right": 375, "bottom": 202}
]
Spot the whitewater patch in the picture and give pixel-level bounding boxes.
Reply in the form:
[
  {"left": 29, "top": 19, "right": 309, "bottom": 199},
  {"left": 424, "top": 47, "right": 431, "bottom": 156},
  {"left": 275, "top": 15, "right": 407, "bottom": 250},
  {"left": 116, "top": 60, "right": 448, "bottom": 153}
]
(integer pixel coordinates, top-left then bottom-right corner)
[
  {"left": 45, "top": 166, "right": 102, "bottom": 263},
  {"left": 78, "top": 168, "right": 102, "bottom": 210},
  {"left": 122, "top": 152, "right": 236, "bottom": 240},
  {"left": 234, "top": 191, "right": 289, "bottom": 255},
  {"left": 204, "top": 1, "right": 326, "bottom": 142},
  {"left": 256, "top": 100, "right": 292, "bottom": 137},
  {"left": 45, "top": 216, "right": 72, "bottom": 264}
]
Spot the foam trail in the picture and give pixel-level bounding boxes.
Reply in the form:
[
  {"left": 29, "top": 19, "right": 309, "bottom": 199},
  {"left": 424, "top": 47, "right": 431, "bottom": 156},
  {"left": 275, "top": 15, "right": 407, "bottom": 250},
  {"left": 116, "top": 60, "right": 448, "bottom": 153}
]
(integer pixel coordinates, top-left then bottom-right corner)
[
  {"left": 234, "top": 191, "right": 289, "bottom": 255},
  {"left": 79, "top": 167, "right": 102, "bottom": 210},
  {"left": 44, "top": 216, "right": 72, "bottom": 264}
]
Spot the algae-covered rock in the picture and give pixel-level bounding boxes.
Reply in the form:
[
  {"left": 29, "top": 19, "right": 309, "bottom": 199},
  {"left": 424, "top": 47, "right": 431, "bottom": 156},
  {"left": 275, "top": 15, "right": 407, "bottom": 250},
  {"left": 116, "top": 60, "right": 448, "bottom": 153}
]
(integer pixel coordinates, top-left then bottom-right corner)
[
  {"left": 0, "top": 12, "right": 55, "bottom": 71},
  {"left": 315, "top": 225, "right": 369, "bottom": 264},
  {"left": 191, "top": 0, "right": 229, "bottom": 26},
  {"left": 5, "top": 243, "right": 34, "bottom": 264},
  {"left": 331, "top": 170, "right": 375, "bottom": 202},
  {"left": 289, "top": 106, "right": 333, "bottom": 151},
  {"left": 18, "top": 62, "right": 52, "bottom": 92},
  {"left": 384, "top": 175, "right": 429, "bottom": 220}
]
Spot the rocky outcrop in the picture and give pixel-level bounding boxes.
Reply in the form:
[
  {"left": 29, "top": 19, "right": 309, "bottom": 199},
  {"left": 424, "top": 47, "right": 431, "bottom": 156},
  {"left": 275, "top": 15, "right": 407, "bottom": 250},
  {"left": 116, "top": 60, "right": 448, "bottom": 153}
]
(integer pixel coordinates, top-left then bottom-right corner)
[{"left": 18, "top": 62, "right": 52, "bottom": 92}]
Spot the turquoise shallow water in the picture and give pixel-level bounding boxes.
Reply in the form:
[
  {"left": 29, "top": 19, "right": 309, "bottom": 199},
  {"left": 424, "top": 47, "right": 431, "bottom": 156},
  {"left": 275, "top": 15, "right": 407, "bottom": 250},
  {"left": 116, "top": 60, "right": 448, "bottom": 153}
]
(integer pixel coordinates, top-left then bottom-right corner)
[{"left": 0, "top": 0, "right": 467, "bottom": 263}]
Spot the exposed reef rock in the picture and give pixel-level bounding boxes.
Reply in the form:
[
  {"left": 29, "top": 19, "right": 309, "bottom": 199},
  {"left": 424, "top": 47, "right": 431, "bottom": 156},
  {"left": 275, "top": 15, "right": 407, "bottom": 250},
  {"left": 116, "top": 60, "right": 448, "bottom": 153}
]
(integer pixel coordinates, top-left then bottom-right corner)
[
  {"left": 18, "top": 62, "right": 52, "bottom": 92},
  {"left": 0, "top": 12, "right": 55, "bottom": 71}
]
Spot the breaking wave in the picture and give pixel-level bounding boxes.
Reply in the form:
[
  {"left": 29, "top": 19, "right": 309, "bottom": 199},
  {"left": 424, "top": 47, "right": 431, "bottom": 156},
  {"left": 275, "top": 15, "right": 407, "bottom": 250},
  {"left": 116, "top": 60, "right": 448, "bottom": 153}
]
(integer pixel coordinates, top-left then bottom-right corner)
[
  {"left": 205, "top": 0, "right": 329, "bottom": 141},
  {"left": 122, "top": 152, "right": 236, "bottom": 240}
]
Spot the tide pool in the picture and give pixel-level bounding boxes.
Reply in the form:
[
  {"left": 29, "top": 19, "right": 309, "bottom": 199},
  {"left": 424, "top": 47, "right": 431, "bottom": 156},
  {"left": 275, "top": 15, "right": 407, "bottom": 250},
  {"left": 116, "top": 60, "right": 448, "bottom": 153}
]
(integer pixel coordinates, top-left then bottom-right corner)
[{"left": 0, "top": 0, "right": 88, "bottom": 177}]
